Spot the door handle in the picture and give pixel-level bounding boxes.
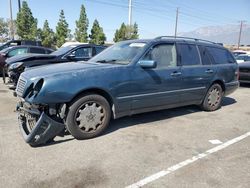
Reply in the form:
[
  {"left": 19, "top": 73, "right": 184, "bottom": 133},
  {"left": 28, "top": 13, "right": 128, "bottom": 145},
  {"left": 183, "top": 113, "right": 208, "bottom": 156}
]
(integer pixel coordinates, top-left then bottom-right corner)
[
  {"left": 171, "top": 71, "right": 182, "bottom": 76},
  {"left": 205, "top": 69, "right": 214, "bottom": 74}
]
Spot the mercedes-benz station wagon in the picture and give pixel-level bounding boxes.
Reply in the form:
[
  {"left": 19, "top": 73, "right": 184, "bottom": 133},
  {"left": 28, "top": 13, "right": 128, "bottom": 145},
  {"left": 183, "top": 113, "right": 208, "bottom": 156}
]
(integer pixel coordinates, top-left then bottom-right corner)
[{"left": 16, "top": 36, "right": 239, "bottom": 146}]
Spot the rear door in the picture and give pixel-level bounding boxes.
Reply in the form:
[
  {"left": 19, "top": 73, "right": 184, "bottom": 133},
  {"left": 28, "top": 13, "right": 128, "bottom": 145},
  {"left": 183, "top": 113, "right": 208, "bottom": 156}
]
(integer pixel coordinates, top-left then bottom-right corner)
[
  {"left": 177, "top": 43, "right": 215, "bottom": 103},
  {"left": 206, "top": 46, "right": 238, "bottom": 83}
]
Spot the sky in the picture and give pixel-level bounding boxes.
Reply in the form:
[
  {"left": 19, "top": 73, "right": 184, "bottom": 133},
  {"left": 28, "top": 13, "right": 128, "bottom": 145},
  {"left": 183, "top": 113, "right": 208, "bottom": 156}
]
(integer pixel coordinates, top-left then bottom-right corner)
[{"left": 0, "top": 0, "right": 249, "bottom": 41}]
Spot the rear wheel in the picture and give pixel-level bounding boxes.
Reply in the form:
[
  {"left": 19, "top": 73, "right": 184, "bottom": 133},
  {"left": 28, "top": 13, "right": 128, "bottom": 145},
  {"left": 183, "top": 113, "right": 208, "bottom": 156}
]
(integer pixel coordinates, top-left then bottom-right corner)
[
  {"left": 202, "top": 83, "right": 223, "bottom": 111},
  {"left": 66, "top": 94, "right": 111, "bottom": 140}
]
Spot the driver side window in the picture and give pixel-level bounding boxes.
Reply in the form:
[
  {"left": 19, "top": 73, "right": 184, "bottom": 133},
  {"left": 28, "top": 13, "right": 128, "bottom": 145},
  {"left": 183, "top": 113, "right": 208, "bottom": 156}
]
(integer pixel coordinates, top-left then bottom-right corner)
[
  {"left": 71, "top": 47, "right": 92, "bottom": 58},
  {"left": 142, "top": 44, "right": 177, "bottom": 69}
]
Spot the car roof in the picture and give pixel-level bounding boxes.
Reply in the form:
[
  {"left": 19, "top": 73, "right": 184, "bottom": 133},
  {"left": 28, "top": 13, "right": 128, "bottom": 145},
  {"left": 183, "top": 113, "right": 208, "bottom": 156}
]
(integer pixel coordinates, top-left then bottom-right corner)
[{"left": 121, "top": 37, "right": 224, "bottom": 49}]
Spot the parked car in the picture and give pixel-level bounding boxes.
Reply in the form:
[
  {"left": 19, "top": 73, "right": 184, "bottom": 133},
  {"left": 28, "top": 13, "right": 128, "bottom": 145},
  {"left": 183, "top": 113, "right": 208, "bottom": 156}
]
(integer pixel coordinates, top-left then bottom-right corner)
[
  {"left": 232, "top": 50, "right": 248, "bottom": 57},
  {"left": 0, "top": 40, "right": 42, "bottom": 51},
  {"left": 239, "top": 61, "right": 250, "bottom": 84},
  {"left": 0, "top": 45, "right": 53, "bottom": 82},
  {"left": 6, "top": 44, "right": 106, "bottom": 86},
  {"left": 235, "top": 54, "right": 250, "bottom": 63},
  {"left": 15, "top": 36, "right": 239, "bottom": 146}
]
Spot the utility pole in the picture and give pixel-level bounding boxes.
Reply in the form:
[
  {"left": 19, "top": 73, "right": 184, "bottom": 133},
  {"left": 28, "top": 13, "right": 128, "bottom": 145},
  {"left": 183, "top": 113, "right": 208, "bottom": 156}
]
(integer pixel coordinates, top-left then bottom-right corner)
[
  {"left": 18, "top": 0, "right": 21, "bottom": 12},
  {"left": 238, "top": 20, "right": 246, "bottom": 49},
  {"left": 9, "top": 0, "right": 14, "bottom": 40},
  {"left": 128, "top": 0, "right": 132, "bottom": 26},
  {"left": 174, "top": 7, "right": 179, "bottom": 38}
]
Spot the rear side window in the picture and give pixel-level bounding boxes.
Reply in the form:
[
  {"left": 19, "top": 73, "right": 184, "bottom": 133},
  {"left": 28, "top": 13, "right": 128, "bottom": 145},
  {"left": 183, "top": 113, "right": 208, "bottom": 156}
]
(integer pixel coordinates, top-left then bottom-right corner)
[
  {"left": 206, "top": 47, "right": 235, "bottom": 64},
  {"left": 198, "top": 46, "right": 213, "bottom": 65},
  {"left": 30, "top": 47, "right": 45, "bottom": 54},
  {"left": 8, "top": 48, "right": 28, "bottom": 57},
  {"left": 178, "top": 44, "right": 200, "bottom": 66}
]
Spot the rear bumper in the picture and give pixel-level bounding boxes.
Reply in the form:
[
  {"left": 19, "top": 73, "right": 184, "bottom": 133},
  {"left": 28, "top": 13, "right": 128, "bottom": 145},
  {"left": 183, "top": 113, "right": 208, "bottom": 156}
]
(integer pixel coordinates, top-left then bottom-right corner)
[
  {"left": 224, "top": 81, "right": 239, "bottom": 96},
  {"left": 17, "top": 101, "right": 65, "bottom": 146}
]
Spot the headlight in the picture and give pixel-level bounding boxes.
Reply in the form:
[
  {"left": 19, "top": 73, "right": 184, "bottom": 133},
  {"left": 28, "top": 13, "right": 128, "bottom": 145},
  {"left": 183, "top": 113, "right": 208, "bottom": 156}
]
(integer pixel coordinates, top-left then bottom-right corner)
[
  {"left": 9, "top": 62, "right": 23, "bottom": 70},
  {"left": 26, "top": 79, "right": 44, "bottom": 98}
]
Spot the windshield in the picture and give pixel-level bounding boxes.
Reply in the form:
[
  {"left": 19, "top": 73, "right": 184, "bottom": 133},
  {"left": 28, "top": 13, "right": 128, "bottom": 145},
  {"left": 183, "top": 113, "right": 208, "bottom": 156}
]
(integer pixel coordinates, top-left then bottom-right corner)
[
  {"left": 91, "top": 41, "right": 147, "bottom": 65},
  {"left": 51, "top": 46, "right": 75, "bottom": 56},
  {"left": 0, "top": 42, "right": 9, "bottom": 51}
]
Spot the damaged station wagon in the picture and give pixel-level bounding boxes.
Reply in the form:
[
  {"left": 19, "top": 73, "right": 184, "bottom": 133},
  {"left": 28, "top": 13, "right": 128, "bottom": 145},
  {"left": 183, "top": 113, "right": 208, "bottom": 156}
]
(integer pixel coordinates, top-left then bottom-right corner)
[{"left": 16, "top": 36, "right": 239, "bottom": 146}]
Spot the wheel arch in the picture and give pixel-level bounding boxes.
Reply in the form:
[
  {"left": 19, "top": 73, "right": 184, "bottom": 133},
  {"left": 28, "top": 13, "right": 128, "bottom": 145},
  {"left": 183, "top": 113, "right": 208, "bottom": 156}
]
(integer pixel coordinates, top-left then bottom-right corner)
[
  {"left": 211, "top": 79, "right": 225, "bottom": 92},
  {"left": 67, "top": 88, "right": 116, "bottom": 117}
]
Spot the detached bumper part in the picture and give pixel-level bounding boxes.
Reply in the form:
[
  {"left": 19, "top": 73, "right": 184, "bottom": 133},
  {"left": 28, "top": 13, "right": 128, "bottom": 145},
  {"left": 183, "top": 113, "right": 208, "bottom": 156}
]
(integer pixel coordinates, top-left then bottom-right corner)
[{"left": 18, "top": 109, "right": 65, "bottom": 146}]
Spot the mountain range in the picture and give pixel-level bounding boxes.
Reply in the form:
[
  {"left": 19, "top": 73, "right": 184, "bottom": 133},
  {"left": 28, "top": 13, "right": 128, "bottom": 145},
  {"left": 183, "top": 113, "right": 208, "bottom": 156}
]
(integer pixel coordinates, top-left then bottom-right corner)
[{"left": 179, "top": 24, "right": 250, "bottom": 45}]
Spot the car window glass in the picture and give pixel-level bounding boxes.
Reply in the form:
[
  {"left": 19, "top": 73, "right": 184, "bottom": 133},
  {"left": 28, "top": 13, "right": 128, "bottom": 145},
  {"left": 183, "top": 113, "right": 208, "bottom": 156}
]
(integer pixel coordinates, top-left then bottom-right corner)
[
  {"left": 8, "top": 48, "right": 28, "bottom": 57},
  {"left": 95, "top": 47, "right": 105, "bottom": 54},
  {"left": 206, "top": 47, "right": 234, "bottom": 64},
  {"left": 178, "top": 44, "right": 200, "bottom": 66},
  {"left": 198, "top": 46, "right": 212, "bottom": 65},
  {"left": 72, "top": 47, "right": 92, "bottom": 58},
  {"left": 142, "top": 44, "right": 177, "bottom": 69},
  {"left": 30, "top": 47, "right": 45, "bottom": 54}
]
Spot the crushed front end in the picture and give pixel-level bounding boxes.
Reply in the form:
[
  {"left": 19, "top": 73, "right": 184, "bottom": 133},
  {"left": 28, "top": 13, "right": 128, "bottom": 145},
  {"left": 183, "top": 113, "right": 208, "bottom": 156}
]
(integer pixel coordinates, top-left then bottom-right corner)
[
  {"left": 16, "top": 76, "right": 66, "bottom": 147},
  {"left": 17, "top": 101, "right": 65, "bottom": 146}
]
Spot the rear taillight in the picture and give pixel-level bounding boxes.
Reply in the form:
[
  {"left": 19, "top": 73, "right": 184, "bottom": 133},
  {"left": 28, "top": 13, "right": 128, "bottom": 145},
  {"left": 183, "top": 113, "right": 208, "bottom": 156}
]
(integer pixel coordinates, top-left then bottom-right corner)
[{"left": 235, "top": 68, "right": 239, "bottom": 80}]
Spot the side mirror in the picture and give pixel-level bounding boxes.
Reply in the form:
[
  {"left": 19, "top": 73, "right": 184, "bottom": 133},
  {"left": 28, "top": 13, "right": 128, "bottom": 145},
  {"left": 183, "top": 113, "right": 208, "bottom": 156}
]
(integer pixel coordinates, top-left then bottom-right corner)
[
  {"left": 67, "top": 54, "right": 76, "bottom": 60},
  {"left": 138, "top": 60, "right": 157, "bottom": 69}
]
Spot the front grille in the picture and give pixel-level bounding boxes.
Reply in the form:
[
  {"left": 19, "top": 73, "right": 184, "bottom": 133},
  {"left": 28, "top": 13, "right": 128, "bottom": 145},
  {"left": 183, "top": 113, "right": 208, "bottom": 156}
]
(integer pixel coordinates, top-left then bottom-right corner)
[
  {"left": 16, "top": 77, "right": 27, "bottom": 96},
  {"left": 240, "top": 68, "right": 250, "bottom": 73}
]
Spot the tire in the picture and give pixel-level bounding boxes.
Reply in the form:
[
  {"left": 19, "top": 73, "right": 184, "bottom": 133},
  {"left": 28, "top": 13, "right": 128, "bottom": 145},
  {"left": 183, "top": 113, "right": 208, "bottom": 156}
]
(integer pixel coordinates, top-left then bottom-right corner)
[
  {"left": 202, "top": 83, "right": 223, "bottom": 111},
  {"left": 65, "top": 94, "right": 111, "bottom": 140}
]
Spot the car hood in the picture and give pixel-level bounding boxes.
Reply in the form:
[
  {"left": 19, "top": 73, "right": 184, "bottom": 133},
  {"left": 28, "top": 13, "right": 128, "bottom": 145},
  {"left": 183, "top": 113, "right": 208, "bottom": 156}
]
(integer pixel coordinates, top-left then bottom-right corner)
[
  {"left": 6, "top": 53, "right": 56, "bottom": 65},
  {"left": 21, "top": 61, "right": 120, "bottom": 79},
  {"left": 239, "top": 61, "right": 250, "bottom": 68}
]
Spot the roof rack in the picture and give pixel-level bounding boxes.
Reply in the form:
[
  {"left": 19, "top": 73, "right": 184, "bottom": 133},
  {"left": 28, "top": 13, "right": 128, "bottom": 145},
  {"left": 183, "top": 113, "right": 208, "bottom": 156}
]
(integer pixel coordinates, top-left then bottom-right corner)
[{"left": 154, "top": 36, "right": 218, "bottom": 45}]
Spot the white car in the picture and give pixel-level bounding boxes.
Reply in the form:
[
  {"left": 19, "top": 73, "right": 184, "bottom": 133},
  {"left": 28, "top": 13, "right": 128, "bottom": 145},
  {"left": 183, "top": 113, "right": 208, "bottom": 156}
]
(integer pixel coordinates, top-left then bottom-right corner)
[{"left": 236, "top": 54, "right": 250, "bottom": 63}]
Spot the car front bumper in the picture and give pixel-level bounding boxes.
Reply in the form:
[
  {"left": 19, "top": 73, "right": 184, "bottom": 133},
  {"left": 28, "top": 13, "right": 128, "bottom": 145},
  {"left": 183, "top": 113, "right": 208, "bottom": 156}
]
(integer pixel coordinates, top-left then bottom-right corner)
[{"left": 17, "top": 101, "right": 65, "bottom": 146}]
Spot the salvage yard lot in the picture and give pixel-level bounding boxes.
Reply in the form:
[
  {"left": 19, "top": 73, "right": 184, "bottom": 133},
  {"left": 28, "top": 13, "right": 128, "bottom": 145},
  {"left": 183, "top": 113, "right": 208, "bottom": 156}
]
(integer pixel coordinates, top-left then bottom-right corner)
[{"left": 0, "top": 80, "right": 249, "bottom": 188}]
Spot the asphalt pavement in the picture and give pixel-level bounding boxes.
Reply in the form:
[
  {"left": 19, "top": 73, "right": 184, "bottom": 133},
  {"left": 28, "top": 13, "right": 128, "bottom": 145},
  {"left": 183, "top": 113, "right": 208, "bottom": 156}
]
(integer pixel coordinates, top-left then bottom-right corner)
[{"left": 0, "top": 80, "right": 249, "bottom": 188}]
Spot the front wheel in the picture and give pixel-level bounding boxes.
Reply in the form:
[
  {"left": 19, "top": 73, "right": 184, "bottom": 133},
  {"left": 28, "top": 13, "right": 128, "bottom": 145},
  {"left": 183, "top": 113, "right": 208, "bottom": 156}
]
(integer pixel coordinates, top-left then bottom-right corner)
[
  {"left": 66, "top": 94, "right": 111, "bottom": 140},
  {"left": 201, "top": 83, "right": 223, "bottom": 111}
]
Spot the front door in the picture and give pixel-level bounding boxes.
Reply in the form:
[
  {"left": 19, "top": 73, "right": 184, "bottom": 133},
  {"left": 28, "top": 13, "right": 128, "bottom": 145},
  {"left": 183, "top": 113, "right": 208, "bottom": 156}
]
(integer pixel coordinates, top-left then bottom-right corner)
[{"left": 130, "top": 43, "right": 182, "bottom": 112}]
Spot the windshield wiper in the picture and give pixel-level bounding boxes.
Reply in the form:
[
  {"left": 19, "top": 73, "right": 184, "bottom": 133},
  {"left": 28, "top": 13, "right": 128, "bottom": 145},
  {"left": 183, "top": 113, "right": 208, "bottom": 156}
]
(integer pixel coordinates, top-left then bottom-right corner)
[{"left": 96, "top": 59, "right": 117, "bottom": 64}]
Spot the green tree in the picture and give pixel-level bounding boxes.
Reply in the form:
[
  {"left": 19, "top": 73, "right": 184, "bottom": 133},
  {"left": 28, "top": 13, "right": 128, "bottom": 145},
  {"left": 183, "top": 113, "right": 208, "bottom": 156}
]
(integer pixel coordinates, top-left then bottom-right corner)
[
  {"left": 0, "top": 18, "right": 8, "bottom": 42},
  {"left": 41, "top": 20, "right": 55, "bottom": 48},
  {"left": 130, "top": 22, "right": 139, "bottom": 39},
  {"left": 56, "top": 10, "right": 69, "bottom": 47},
  {"left": 16, "top": 1, "right": 37, "bottom": 40},
  {"left": 75, "top": 4, "right": 88, "bottom": 42},
  {"left": 113, "top": 22, "right": 139, "bottom": 42},
  {"left": 89, "top": 19, "right": 106, "bottom": 45}
]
